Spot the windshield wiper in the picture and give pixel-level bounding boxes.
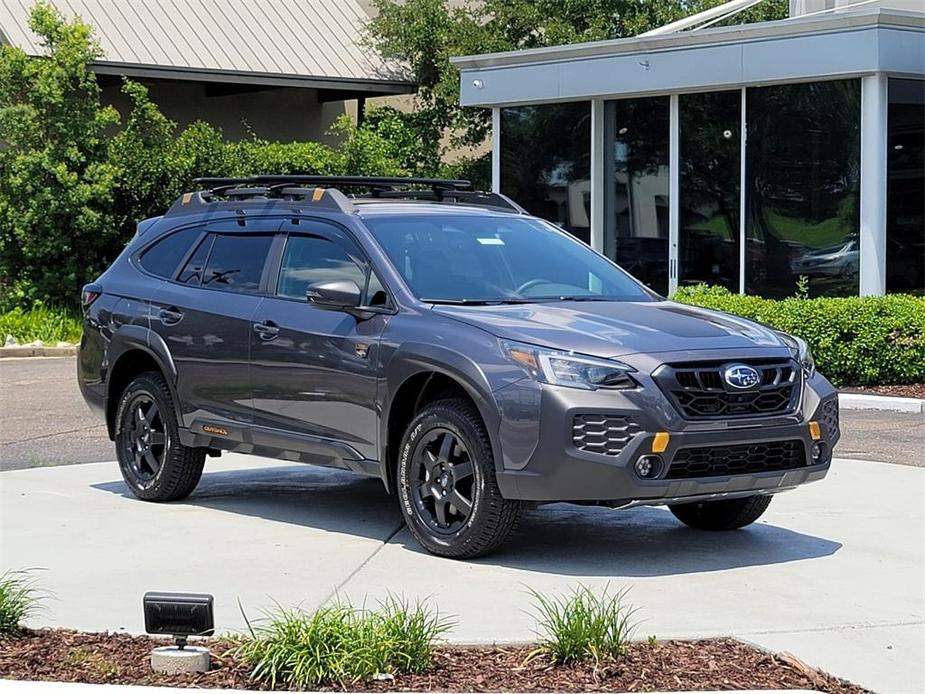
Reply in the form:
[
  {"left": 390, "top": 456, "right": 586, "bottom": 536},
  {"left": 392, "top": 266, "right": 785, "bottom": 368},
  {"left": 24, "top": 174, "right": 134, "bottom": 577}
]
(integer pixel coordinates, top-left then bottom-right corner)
[
  {"left": 424, "top": 298, "right": 550, "bottom": 306},
  {"left": 556, "top": 296, "right": 614, "bottom": 302}
]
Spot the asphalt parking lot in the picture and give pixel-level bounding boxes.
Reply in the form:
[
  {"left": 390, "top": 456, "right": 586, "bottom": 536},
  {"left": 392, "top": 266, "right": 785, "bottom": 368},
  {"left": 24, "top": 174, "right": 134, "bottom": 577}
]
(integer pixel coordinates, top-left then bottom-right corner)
[{"left": 1, "top": 356, "right": 922, "bottom": 470}]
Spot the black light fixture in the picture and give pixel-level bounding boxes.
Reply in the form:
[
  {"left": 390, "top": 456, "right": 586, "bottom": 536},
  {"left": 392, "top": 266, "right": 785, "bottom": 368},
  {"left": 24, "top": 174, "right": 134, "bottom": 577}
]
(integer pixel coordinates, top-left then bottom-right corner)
[{"left": 143, "top": 592, "right": 214, "bottom": 649}]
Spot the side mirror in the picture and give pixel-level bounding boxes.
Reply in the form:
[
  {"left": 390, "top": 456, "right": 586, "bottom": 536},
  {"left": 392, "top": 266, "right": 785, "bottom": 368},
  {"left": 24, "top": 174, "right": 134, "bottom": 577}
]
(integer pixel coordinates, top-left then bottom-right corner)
[{"left": 306, "top": 279, "right": 362, "bottom": 311}]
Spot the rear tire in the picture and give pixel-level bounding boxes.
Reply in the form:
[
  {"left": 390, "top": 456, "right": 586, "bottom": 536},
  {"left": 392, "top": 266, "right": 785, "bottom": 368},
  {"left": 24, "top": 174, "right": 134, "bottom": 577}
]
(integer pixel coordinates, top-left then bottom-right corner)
[
  {"left": 397, "top": 398, "right": 522, "bottom": 559},
  {"left": 114, "top": 372, "right": 205, "bottom": 502},
  {"left": 669, "top": 494, "right": 772, "bottom": 531}
]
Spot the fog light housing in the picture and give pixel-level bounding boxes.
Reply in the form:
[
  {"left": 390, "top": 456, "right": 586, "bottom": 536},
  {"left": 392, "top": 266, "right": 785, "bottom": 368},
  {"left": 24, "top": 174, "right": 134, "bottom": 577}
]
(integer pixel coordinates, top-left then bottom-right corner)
[
  {"left": 635, "top": 455, "right": 663, "bottom": 479},
  {"left": 810, "top": 441, "right": 828, "bottom": 464},
  {"left": 144, "top": 592, "right": 214, "bottom": 649}
]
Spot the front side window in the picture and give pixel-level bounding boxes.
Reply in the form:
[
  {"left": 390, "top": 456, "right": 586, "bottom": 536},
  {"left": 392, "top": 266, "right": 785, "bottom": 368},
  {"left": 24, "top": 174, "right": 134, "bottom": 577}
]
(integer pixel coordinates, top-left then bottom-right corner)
[
  {"left": 201, "top": 234, "right": 273, "bottom": 294},
  {"left": 139, "top": 227, "right": 202, "bottom": 278},
  {"left": 277, "top": 235, "right": 367, "bottom": 300},
  {"left": 363, "top": 215, "right": 652, "bottom": 303}
]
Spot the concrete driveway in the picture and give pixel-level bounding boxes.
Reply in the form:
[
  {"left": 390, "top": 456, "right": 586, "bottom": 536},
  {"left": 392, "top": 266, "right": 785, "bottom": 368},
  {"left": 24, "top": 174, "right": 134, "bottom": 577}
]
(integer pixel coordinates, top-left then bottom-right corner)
[{"left": 1, "top": 454, "right": 922, "bottom": 693}]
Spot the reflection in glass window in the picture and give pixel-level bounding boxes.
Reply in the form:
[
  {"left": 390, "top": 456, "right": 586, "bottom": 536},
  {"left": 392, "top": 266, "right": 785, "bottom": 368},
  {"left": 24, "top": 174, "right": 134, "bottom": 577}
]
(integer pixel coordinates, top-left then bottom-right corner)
[
  {"left": 363, "top": 215, "right": 651, "bottom": 303},
  {"left": 500, "top": 102, "right": 591, "bottom": 243},
  {"left": 745, "top": 80, "right": 861, "bottom": 298},
  {"left": 604, "top": 96, "right": 670, "bottom": 295},
  {"left": 202, "top": 234, "right": 273, "bottom": 294},
  {"left": 177, "top": 233, "right": 214, "bottom": 285},
  {"left": 887, "top": 79, "right": 924, "bottom": 295},
  {"left": 139, "top": 227, "right": 202, "bottom": 279},
  {"left": 277, "top": 236, "right": 366, "bottom": 300},
  {"left": 680, "top": 91, "right": 741, "bottom": 292}
]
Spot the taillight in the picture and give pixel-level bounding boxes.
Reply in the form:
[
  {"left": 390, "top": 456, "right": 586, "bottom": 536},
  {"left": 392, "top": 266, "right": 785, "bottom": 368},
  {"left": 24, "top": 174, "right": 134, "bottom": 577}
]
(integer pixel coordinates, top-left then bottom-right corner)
[{"left": 81, "top": 283, "right": 102, "bottom": 309}]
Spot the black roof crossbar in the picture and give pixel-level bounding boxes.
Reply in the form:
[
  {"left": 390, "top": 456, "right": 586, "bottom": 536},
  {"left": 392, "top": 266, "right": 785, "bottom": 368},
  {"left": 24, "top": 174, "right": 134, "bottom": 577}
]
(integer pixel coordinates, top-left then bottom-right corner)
[
  {"left": 194, "top": 175, "right": 473, "bottom": 191},
  {"left": 165, "top": 175, "right": 527, "bottom": 216}
]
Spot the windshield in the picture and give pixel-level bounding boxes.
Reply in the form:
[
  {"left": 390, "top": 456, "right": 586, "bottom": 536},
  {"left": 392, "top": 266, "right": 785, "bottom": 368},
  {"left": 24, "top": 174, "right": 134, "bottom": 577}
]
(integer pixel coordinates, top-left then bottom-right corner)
[{"left": 362, "top": 214, "right": 654, "bottom": 304}]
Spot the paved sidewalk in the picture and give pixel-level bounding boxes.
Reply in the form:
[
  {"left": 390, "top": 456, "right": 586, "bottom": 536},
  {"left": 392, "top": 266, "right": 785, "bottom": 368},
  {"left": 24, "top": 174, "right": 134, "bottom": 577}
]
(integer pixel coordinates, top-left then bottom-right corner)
[{"left": 1, "top": 455, "right": 922, "bottom": 692}]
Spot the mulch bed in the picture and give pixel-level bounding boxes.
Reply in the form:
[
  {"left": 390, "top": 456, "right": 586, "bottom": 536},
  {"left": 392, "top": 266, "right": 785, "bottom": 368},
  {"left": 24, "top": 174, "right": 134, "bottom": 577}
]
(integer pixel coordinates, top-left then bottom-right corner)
[
  {"left": 842, "top": 383, "right": 925, "bottom": 399},
  {"left": 0, "top": 629, "right": 870, "bottom": 692}
]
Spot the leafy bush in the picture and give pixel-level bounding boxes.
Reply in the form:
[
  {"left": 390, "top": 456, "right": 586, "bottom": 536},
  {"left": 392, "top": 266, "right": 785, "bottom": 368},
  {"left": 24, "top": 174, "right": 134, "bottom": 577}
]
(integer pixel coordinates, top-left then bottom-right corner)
[
  {"left": 673, "top": 285, "right": 925, "bottom": 386},
  {"left": 0, "top": 570, "right": 41, "bottom": 636},
  {"left": 528, "top": 585, "right": 637, "bottom": 665},
  {"left": 233, "top": 596, "right": 450, "bottom": 689},
  {"left": 0, "top": 304, "right": 82, "bottom": 343}
]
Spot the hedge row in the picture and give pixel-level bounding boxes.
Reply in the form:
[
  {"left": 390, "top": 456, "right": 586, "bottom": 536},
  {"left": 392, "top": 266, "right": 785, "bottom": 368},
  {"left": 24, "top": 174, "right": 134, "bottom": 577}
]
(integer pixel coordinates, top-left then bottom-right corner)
[{"left": 672, "top": 285, "right": 925, "bottom": 387}]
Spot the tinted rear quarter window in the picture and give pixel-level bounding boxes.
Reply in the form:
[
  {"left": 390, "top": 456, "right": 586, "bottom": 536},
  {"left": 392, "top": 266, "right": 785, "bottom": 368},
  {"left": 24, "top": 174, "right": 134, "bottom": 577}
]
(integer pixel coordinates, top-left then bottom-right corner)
[
  {"left": 201, "top": 234, "right": 273, "bottom": 294},
  {"left": 139, "top": 227, "right": 202, "bottom": 278}
]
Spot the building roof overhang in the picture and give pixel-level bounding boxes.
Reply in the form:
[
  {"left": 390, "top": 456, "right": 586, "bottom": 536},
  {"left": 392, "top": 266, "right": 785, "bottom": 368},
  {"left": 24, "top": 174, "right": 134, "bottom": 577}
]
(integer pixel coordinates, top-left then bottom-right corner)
[{"left": 452, "top": 8, "right": 924, "bottom": 107}]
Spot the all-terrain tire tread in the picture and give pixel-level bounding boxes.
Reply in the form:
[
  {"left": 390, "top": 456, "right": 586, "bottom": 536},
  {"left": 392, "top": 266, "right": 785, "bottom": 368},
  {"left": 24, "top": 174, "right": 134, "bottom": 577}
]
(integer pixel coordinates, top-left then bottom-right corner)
[
  {"left": 399, "top": 398, "right": 523, "bottom": 559},
  {"left": 669, "top": 494, "right": 772, "bottom": 531},
  {"left": 115, "top": 371, "right": 205, "bottom": 502}
]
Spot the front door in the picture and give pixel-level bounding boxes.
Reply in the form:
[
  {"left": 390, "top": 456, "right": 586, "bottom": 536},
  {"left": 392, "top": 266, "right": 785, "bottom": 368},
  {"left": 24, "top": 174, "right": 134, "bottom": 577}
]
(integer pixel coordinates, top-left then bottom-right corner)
[
  {"left": 150, "top": 218, "right": 280, "bottom": 428},
  {"left": 249, "top": 220, "right": 388, "bottom": 463}
]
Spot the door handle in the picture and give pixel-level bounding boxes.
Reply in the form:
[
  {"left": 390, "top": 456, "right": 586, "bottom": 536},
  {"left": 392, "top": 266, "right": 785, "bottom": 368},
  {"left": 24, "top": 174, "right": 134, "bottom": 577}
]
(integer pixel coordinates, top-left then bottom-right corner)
[
  {"left": 253, "top": 320, "right": 280, "bottom": 341},
  {"left": 158, "top": 306, "right": 184, "bottom": 325}
]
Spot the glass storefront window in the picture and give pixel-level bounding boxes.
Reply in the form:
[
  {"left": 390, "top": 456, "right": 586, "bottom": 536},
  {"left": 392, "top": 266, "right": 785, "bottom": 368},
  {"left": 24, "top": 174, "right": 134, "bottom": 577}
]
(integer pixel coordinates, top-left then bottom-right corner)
[
  {"left": 887, "top": 79, "right": 925, "bottom": 295},
  {"left": 499, "top": 102, "right": 591, "bottom": 243},
  {"left": 679, "top": 90, "right": 741, "bottom": 292},
  {"left": 745, "top": 80, "right": 861, "bottom": 298},
  {"left": 604, "top": 96, "right": 671, "bottom": 295}
]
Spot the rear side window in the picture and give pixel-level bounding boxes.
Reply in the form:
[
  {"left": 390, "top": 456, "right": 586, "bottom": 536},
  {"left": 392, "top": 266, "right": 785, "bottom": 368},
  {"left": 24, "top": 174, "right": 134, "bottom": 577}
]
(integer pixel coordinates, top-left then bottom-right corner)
[
  {"left": 201, "top": 234, "right": 273, "bottom": 294},
  {"left": 139, "top": 227, "right": 202, "bottom": 278},
  {"left": 177, "top": 235, "right": 215, "bottom": 285},
  {"left": 277, "top": 235, "right": 366, "bottom": 300}
]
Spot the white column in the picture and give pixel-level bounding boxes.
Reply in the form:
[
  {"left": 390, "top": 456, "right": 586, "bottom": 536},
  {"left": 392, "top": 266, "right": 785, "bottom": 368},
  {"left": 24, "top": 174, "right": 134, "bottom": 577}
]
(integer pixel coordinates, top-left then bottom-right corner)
[
  {"left": 668, "top": 94, "right": 680, "bottom": 295},
  {"left": 590, "top": 99, "right": 605, "bottom": 253},
  {"left": 491, "top": 107, "right": 501, "bottom": 194},
  {"left": 739, "top": 87, "right": 747, "bottom": 295},
  {"left": 859, "top": 74, "right": 888, "bottom": 296}
]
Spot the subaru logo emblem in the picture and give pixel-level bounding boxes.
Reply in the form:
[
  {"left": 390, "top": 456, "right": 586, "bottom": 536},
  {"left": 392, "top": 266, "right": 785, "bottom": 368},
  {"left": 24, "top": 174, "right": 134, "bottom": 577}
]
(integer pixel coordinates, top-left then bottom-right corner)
[{"left": 723, "top": 364, "right": 760, "bottom": 389}]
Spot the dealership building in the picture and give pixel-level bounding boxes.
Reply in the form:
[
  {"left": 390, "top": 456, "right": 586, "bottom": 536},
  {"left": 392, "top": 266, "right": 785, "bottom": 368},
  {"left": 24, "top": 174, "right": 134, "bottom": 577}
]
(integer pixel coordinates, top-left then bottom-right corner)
[{"left": 452, "top": 1, "right": 924, "bottom": 298}]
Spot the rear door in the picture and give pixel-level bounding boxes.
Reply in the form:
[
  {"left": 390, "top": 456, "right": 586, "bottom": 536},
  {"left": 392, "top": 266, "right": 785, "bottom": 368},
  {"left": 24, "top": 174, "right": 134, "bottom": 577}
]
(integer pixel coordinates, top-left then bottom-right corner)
[
  {"left": 150, "top": 218, "right": 281, "bottom": 429},
  {"left": 249, "top": 219, "right": 390, "bottom": 462}
]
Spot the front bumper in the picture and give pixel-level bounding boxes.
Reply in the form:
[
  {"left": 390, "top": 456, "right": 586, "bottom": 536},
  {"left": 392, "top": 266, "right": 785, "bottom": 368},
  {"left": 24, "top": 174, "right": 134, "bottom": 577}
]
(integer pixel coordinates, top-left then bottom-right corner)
[{"left": 493, "top": 364, "right": 840, "bottom": 504}]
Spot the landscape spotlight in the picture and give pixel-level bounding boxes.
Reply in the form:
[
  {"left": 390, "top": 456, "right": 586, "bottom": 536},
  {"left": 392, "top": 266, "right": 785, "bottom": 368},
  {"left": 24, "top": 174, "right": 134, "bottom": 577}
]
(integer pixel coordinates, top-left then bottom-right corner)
[{"left": 143, "top": 592, "right": 214, "bottom": 649}]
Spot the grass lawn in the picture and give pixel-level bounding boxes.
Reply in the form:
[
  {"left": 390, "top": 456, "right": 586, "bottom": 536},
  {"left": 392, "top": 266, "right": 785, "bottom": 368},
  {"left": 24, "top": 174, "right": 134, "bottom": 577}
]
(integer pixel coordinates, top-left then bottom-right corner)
[{"left": 0, "top": 306, "right": 82, "bottom": 344}]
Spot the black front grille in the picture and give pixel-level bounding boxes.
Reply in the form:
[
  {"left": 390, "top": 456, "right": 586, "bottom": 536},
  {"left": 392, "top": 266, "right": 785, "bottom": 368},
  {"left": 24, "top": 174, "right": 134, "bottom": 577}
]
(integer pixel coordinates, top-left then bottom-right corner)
[
  {"left": 655, "top": 360, "right": 801, "bottom": 420},
  {"left": 666, "top": 440, "right": 806, "bottom": 479},
  {"left": 572, "top": 414, "right": 642, "bottom": 457}
]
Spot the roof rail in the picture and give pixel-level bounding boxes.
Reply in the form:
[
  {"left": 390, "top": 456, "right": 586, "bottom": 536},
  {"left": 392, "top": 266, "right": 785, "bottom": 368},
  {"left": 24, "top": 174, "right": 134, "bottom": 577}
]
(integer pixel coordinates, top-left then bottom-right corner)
[{"left": 165, "top": 175, "right": 526, "bottom": 216}]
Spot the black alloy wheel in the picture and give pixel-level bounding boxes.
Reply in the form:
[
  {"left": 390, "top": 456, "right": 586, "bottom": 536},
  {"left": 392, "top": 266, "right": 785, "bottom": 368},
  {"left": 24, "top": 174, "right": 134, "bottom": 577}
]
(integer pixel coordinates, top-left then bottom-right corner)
[
  {"left": 397, "top": 398, "right": 523, "bottom": 559},
  {"left": 410, "top": 427, "right": 476, "bottom": 534},
  {"left": 115, "top": 372, "right": 205, "bottom": 502},
  {"left": 122, "top": 393, "right": 168, "bottom": 482}
]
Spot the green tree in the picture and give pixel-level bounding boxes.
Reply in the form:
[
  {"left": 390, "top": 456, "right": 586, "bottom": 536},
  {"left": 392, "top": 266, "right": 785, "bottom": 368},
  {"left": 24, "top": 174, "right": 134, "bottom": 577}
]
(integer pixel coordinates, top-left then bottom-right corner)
[
  {"left": 0, "top": 2, "right": 121, "bottom": 307},
  {"left": 367, "top": 0, "right": 788, "bottom": 162},
  {"left": 0, "top": 3, "right": 412, "bottom": 308}
]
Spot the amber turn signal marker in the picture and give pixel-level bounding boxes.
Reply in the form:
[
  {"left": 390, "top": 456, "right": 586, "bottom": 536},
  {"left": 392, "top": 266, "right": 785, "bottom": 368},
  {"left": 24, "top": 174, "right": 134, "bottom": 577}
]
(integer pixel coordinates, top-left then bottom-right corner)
[
  {"left": 808, "top": 421, "right": 821, "bottom": 440},
  {"left": 652, "top": 432, "right": 670, "bottom": 454}
]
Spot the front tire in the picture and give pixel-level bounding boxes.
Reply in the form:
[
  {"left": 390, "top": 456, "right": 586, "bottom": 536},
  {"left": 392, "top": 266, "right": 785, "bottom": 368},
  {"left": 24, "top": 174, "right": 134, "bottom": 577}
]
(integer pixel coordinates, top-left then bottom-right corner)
[
  {"left": 397, "top": 399, "right": 522, "bottom": 559},
  {"left": 114, "top": 372, "right": 205, "bottom": 502},
  {"left": 669, "top": 494, "right": 772, "bottom": 531}
]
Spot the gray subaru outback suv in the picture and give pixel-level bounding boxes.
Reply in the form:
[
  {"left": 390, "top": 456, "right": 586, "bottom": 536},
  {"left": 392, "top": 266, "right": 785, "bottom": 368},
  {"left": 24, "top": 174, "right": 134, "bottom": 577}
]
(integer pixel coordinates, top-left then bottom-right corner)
[{"left": 78, "top": 176, "right": 840, "bottom": 558}]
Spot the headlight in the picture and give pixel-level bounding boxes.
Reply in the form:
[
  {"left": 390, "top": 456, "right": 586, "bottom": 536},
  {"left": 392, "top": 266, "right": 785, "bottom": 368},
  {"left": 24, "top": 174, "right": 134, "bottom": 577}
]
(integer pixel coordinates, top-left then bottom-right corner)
[
  {"left": 776, "top": 331, "right": 815, "bottom": 378},
  {"left": 500, "top": 340, "right": 637, "bottom": 390}
]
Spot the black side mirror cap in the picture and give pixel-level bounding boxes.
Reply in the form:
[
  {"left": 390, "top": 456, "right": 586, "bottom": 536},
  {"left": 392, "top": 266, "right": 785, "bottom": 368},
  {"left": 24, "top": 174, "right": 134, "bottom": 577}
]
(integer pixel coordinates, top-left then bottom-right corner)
[{"left": 306, "top": 279, "right": 362, "bottom": 311}]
